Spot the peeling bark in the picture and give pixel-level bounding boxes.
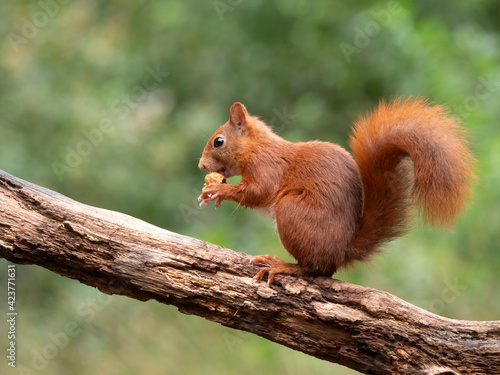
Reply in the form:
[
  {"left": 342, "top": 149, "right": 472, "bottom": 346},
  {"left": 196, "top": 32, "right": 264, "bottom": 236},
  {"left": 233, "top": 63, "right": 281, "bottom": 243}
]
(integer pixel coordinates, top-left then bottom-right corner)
[{"left": 0, "top": 169, "right": 498, "bottom": 374}]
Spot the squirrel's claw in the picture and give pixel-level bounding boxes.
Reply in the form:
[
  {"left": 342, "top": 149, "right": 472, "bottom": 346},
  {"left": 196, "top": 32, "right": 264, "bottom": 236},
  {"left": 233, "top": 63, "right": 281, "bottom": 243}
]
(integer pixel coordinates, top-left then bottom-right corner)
[
  {"left": 251, "top": 255, "right": 308, "bottom": 285},
  {"left": 199, "top": 185, "right": 223, "bottom": 208}
]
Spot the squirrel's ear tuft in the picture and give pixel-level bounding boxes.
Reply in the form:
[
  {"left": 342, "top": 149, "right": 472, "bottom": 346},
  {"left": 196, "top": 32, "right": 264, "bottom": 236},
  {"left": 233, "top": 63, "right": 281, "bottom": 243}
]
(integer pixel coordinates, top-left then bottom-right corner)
[{"left": 229, "top": 102, "right": 249, "bottom": 132}]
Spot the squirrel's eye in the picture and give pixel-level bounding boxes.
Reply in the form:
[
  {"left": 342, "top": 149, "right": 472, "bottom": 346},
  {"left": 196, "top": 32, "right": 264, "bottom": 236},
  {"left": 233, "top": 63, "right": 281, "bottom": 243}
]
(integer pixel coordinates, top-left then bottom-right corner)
[{"left": 214, "top": 137, "right": 224, "bottom": 148}]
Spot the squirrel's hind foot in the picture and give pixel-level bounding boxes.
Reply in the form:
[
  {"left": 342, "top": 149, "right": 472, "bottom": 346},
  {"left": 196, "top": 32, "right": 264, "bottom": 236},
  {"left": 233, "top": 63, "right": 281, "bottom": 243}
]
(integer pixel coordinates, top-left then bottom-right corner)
[{"left": 251, "top": 255, "right": 307, "bottom": 285}]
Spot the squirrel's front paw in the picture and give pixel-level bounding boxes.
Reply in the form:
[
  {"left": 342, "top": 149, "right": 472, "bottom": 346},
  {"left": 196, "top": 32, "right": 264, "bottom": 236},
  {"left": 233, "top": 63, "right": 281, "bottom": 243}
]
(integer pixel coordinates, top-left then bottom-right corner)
[{"left": 198, "top": 183, "right": 226, "bottom": 209}]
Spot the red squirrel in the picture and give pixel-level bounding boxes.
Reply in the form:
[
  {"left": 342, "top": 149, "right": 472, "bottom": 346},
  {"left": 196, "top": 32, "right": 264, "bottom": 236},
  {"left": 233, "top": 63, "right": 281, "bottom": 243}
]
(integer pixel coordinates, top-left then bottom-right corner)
[{"left": 198, "top": 98, "right": 475, "bottom": 284}]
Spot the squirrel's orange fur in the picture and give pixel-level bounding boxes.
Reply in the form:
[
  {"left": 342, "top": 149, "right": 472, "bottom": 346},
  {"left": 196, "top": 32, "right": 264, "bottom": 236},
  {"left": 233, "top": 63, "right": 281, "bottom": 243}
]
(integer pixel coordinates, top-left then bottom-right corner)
[{"left": 199, "top": 98, "right": 475, "bottom": 284}]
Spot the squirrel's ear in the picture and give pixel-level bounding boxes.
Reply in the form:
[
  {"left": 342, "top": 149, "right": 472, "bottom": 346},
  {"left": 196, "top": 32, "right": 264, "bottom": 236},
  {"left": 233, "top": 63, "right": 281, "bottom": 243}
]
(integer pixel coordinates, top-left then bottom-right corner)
[{"left": 229, "top": 102, "right": 249, "bottom": 132}]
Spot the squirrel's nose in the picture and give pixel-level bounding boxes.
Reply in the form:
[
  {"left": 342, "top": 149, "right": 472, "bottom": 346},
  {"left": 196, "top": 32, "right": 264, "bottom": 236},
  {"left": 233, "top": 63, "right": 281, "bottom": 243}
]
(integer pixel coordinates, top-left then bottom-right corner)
[{"left": 198, "top": 161, "right": 208, "bottom": 171}]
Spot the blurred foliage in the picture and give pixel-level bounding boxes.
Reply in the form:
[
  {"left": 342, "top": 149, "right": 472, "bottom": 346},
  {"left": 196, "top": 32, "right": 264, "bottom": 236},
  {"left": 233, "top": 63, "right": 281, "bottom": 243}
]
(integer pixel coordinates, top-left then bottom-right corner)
[{"left": 1, "top": 1, "right": 500, "bottom": 374}]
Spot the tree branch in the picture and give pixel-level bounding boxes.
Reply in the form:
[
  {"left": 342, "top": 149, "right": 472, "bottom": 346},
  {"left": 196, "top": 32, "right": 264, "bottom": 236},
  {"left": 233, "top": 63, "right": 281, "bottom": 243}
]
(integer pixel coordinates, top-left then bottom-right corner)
[{"left": 0, "top": 169, "right": 498, "bottom": 374}]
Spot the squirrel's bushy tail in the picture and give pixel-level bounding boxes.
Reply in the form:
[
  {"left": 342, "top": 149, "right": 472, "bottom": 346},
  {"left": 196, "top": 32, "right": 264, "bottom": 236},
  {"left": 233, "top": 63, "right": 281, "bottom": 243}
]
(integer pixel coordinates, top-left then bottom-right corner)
[{"left": 348, "top": 97, "right": 475, "bottom": 262}]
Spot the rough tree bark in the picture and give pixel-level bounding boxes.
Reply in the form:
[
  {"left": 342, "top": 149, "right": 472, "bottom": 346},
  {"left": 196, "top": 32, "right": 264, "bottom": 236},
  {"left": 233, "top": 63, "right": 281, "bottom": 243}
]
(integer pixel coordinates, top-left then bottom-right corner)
[{"left": 0, "top": 169, "right": 498, "bottom": 374}]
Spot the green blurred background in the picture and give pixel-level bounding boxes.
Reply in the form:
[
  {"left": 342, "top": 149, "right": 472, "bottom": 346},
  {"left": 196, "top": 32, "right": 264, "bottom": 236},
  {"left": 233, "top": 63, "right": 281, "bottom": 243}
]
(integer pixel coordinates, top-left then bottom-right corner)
[{"left": 1, "top": 1, "right": 499, "bottom": 374}]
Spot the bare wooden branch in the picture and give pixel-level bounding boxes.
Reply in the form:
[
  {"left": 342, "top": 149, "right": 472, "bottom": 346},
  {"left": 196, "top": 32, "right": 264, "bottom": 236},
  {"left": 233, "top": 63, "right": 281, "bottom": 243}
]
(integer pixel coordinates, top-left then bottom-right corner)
[{"left": 0, "top": 169, "right": 498, "bottom": 374}]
